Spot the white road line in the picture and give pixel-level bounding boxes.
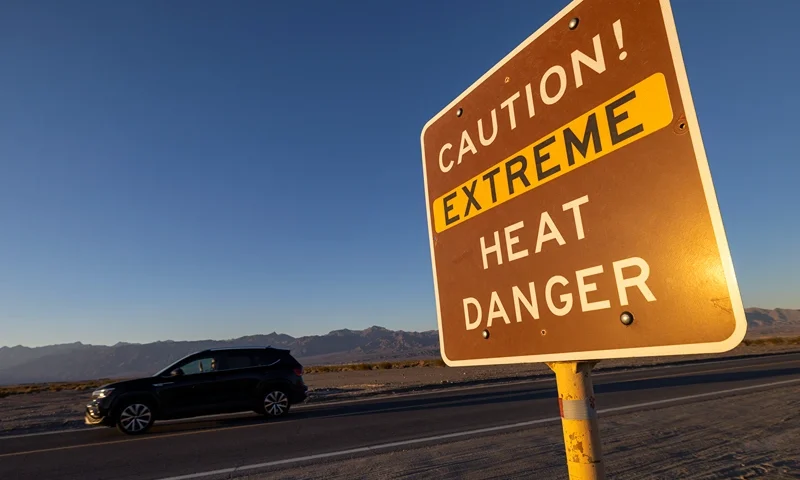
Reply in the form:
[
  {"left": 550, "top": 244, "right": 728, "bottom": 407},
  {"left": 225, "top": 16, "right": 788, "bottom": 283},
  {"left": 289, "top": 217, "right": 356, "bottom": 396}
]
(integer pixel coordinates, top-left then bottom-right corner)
[
  {"left": 0, "top": 427, "right": 105, "bottom": 440},
  {"left": 157, "top": 417, "right": 564, "bottom": 480},
  {"left": 0, "top": 352, "right": 794, "bottom": 441},
  {"left": 156, "top": 377, "right": 800, "bottom": 480},
  {"left": 597, "top": 377, "right": 800, "bottom": 414}
]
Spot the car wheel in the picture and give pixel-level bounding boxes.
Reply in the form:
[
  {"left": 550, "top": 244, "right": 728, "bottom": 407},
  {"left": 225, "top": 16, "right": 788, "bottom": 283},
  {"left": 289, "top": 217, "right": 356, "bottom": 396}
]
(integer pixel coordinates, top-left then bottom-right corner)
[
  {"left": 262, "top": 389, "right": 290, "bottom": 418},
  {"left": 115, "top": 400, "right": 155, "bottom": 435}
]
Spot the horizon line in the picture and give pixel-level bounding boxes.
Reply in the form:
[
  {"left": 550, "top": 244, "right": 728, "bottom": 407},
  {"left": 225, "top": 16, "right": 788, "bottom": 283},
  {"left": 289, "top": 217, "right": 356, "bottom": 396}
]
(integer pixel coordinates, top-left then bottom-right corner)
[
  {"left": 0, "top": 324, "right": 442, "bottom": 350},
  {"left": 1, "top": 305, "right": 795, "bottom": 349}
]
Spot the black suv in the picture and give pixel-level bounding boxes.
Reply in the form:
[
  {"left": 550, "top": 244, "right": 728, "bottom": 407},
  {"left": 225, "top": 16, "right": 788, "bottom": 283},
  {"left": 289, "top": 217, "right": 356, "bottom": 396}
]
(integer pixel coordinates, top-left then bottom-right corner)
[{"left": 84, "top": 346, "right": 308, "bottom": 435}]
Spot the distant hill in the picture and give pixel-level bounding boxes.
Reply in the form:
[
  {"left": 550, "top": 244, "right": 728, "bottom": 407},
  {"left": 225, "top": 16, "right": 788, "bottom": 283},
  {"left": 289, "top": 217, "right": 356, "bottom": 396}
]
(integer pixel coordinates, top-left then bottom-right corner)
[
  {"left": 0, "top": 308, "right": 797, "bottom": 385},
  {"left": 0, "top": 327, "right": 440, "bottom": 385},
  {"left": 743, "top": 307, "right": 800, "bottom": 337}
]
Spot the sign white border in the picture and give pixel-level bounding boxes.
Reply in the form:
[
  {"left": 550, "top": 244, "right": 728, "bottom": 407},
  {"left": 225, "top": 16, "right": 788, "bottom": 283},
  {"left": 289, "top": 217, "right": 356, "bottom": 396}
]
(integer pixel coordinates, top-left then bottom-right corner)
[{"left": 420, "top": 0, "right": 747, "bottom": 367}]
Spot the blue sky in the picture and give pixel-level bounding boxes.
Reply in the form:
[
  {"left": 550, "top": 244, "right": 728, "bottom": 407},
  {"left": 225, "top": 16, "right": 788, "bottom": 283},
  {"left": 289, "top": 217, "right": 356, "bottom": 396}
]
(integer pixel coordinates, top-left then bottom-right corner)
[{"left": 0, "top": 0, "right": 798, "bottom": 347}]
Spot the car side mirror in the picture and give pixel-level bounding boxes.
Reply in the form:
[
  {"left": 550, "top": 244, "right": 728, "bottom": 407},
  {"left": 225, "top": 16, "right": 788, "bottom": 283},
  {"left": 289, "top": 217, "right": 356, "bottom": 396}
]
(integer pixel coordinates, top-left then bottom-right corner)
[{"left": 170, "top": 368, "right": 184, "bottom": 377}]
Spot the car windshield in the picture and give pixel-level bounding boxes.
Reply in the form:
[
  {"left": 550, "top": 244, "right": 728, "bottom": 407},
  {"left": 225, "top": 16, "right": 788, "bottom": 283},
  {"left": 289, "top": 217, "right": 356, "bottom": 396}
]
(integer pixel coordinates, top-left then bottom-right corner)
[{"left": 152, "top": 353, "right": 196, "bottom": 377}]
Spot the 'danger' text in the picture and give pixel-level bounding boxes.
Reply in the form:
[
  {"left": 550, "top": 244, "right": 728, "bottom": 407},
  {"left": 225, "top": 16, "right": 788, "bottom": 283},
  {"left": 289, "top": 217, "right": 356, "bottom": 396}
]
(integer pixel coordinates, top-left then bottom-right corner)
[{"left": 462, "top": 256, "right": 656, "bottom": 330}]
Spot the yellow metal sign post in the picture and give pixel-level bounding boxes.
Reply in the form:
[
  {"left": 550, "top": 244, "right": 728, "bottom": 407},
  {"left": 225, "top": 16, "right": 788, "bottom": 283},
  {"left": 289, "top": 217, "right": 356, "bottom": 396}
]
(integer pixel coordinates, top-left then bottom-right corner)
[{"left": 548, "top": 361, "right": 604, "bottom": 479}]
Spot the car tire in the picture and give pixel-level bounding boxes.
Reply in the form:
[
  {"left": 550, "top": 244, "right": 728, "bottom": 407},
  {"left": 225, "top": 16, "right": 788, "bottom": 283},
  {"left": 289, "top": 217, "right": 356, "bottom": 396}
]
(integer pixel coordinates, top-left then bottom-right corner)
[
  {"left": 115, "top": 399, "right": 155, "bottom": 435},
  {"left": 260, "top": 388, "right": 291, "bottom": 418}
]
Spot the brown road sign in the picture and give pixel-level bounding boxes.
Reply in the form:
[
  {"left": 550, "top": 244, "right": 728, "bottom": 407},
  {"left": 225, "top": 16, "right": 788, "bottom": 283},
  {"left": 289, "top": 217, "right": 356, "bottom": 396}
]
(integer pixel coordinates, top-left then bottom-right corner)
[{"left": 420, "top": 0, "right": 747, "bottom": 367}]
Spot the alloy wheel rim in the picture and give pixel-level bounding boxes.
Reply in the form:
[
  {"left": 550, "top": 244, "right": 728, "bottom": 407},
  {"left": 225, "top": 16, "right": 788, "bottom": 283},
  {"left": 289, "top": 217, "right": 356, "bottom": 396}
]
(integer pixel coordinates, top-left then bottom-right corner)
[
  {"left": 264, "top": 391, "right": 289, "bottom": 416},
  {"left": 120, "top": 403, "right": 152, "bottom": 432}
]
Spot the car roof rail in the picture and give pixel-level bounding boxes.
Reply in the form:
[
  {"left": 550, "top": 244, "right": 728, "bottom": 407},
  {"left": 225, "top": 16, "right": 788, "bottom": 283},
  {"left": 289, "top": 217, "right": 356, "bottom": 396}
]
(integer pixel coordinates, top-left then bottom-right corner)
[{"left": 205, "top": 345, "right": 287, "bottom": 352}]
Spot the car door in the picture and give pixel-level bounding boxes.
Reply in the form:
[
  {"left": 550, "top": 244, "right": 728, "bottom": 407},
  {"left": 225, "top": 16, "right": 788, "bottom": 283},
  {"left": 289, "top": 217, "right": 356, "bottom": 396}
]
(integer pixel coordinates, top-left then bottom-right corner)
[
  {"left": 153, "top": 355, "right": 219, "bottom": 417},
  {"left": 210, "top": 351, "right": 261, "bottom": 411}
]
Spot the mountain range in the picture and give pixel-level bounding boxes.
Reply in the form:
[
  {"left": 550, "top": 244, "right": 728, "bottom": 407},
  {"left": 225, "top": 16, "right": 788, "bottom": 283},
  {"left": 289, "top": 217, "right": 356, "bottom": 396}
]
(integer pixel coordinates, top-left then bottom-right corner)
[
  {"left": 0, "top": 308, "right": 797, "bottom": 385},
  {"left": 0, "top": 327, "right": 440, "bottom": 385}
]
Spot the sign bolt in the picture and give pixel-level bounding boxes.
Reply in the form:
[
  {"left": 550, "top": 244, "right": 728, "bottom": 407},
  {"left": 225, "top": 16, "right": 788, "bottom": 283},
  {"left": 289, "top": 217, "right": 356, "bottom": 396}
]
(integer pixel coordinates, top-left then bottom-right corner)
[
  {"left": 620, "top": 311, "right": 634, "bottom": 326},
  {"left": 482, "top": 329, "right": 490, "bottom": 339},
  {"left": 568, "top": 18, "right": 579, "bottom": 30},
  {"left": 456, "top": 108, "right": 463, "bottom": 117}
]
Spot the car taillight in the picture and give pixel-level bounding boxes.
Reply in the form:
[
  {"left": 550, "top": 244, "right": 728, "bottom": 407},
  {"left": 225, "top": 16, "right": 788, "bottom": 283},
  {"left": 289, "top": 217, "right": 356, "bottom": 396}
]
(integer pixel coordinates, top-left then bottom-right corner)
[{"left": 293, "top": 367, "right": 304, "bottom": 376}]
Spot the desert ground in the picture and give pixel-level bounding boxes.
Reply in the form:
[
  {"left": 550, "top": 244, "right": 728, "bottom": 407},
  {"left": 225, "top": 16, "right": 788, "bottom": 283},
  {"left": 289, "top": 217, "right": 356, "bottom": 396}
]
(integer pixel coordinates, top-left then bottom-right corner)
[
  {"left": 242, "top": 382, "right": 800, "bottom": 480},
  {"left": 1, "top": 341, "right": 798, "bottom": 436}
]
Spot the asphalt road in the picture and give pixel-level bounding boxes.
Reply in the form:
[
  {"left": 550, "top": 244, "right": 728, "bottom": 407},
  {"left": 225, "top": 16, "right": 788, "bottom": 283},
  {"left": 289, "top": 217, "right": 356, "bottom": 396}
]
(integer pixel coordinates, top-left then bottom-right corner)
[{"left": 1, "top": 352, "right": 799, "bottom": 480}]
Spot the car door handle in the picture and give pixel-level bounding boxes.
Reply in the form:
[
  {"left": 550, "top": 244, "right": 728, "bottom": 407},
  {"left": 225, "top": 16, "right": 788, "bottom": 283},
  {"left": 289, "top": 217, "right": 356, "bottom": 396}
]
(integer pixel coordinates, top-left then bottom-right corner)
[{"left": 153, "top": 382, "right": 174, "bottom": 387}]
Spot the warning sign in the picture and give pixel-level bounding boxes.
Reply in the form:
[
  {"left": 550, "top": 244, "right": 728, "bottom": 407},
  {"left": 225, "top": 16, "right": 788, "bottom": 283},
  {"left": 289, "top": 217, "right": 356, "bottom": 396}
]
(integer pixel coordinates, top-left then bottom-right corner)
[{"left": 420, "top": 0, "right": 747, "bottom": 366}]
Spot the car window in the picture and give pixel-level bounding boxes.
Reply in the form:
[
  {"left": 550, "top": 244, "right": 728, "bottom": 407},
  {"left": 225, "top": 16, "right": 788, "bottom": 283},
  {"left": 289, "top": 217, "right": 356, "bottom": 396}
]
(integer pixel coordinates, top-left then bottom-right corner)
[
  {"left": 253, "top": 351, "right": 281, "bottom": 366},
  {"left": 220, "top": 353, "right": 254, "bottom": 370},
  {"left": 177, "top": 356, "right": 216, "bottom": 375}
]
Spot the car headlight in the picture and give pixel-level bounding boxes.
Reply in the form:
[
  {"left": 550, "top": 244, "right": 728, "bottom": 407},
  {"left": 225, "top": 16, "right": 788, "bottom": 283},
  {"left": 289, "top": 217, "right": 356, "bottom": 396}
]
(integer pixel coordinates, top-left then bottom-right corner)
[{"left": 92, "top": 388, "right": 115, "bottom": 399}]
